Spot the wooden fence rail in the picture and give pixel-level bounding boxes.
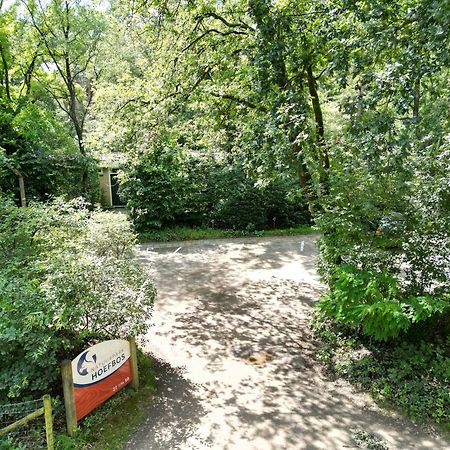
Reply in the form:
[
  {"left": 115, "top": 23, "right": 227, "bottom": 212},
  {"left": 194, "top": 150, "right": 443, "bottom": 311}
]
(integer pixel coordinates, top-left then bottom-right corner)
[{"left": 0, "top": 395, "right": 54, "bottom": 450}]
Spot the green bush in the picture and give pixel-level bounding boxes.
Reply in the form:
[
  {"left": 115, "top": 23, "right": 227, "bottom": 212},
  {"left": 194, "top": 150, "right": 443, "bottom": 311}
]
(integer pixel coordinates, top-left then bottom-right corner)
[
  {"left": 0, "top": 197, "right": 156, "bottom": 402},
  {"left": 119, "top": 148, "right": 188, "bottom": 229},
  {"left": 316, "top": 119, "right": 450, "bottom": 297},
  {"left": 119, "top": 148, "right": 311, "bottom": 232},
  {"left": 209, "top": 168, "right": 309, "bottom": 230},
  {"left": 314, "top": 321, "right": 450, "bottom": 425},
  {"left": 210, "top": 170, "right": 267, "bottom": 230},
  {"left": 317, "top": 265, "right": 449, "bottom": 341}
]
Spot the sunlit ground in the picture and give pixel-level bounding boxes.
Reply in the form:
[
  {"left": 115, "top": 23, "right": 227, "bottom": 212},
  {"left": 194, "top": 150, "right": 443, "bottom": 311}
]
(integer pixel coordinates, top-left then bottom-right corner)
[{"left": 127, "top": 236, "right": 447, "bottom": 450}]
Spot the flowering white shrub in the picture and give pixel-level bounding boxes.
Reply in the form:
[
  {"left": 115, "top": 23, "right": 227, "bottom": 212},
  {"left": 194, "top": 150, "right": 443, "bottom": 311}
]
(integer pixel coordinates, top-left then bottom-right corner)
[{"left": 0, "top": 198, "right": 156, "bottom": 401}]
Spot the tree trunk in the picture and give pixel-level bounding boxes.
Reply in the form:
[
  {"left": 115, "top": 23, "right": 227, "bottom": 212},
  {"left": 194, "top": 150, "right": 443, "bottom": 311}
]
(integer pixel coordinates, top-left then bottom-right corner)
[
  {"left": 413, "top": 77, "right": 420, "bottom": 120},
  {"left": 291, "top": 141, "right": 317, "bottom": 216},
  {"left": 306, "top": 65, "right": 329, "bottom": 171},
  {"left": 72, "top": 106, "right": 89, "bottom": 198},
  {"left": 66, "top": 55, "right": 89, "bottom": 197},
  {"left": 306, "top": 65, "right": 329, "bottom": 199},
  {"left": 0, "top": 42, "right": 11, "bottom": 101},
  {"left": 249, "top": 1, "right": 318, "bottom": 214},
  {"left": 22, "top": 51, "right": 38, "bottom": 98},
  {"left": 11, "top": 168, "right": 26, "bottom": 207},
  {"left": 75, "top": 128, "right": 89, "bottom": 196},
  {"left": 18, "top": 174, "right": 26, "bottom": 207}
]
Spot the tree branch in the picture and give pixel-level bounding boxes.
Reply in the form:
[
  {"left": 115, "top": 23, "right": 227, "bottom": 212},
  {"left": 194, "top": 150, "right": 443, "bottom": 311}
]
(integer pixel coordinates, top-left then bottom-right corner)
[
  {"left": 183, "top": 28, "right": 248, "bottom": 52},
  {"left": 0, "top": 42, "right": 11, "bottom": 101},
  {"left": 194, "top": 11, "right": 252, "bottom": 31},
  {"left": 209, "top": 91, "right": 267, "bottom": 112}
]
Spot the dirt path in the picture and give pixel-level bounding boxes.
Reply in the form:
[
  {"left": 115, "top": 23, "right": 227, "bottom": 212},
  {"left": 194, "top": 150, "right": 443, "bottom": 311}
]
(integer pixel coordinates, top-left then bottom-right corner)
[{"left": 126, "top": 235, "right": 448, "bottom": 450}]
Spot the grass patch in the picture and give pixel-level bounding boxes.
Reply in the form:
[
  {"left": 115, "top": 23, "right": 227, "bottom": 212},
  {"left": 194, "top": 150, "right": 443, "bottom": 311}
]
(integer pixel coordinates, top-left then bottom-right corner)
[
  {"left": 138, "top": 225, "right": 315, "bottom": 242},
  {"left": 54, "top": 351, "right": 155, "bottom": 450},
  {"left": 313, "top": 319, "right": 450, "bottom": 432}
]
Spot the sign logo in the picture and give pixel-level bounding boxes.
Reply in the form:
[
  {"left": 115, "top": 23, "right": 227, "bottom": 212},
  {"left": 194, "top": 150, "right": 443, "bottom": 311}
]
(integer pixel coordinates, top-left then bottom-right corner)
[
  {"left": 70, "top": 339, "right": 133, "bottom": 421},
  {"left": 77, "top": 351, "right": 97, "bottom": 376}
]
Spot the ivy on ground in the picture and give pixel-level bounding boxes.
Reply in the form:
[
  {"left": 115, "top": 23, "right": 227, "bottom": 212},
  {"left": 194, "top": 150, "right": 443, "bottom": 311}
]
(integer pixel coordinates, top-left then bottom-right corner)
[{"left": 313, "top": 319, "right": 450, "bottom": 428}]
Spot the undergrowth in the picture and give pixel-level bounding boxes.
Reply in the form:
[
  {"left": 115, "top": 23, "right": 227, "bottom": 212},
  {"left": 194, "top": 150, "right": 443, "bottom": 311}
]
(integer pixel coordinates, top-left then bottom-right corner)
[{"left": 313, "top": 318, "right": 450, "bottom": 431}]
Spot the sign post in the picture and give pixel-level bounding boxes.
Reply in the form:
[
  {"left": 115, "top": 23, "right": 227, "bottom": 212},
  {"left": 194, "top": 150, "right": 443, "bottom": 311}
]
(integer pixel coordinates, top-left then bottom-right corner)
[
  {"left": 61, "top": 360, "right": 77, "bottom": 436},
  {"left": 62, "top": 338, "right": 139, "bottom": 434},
  {"left": 129, "top": 336, "right": 139, "bottom": 390}
]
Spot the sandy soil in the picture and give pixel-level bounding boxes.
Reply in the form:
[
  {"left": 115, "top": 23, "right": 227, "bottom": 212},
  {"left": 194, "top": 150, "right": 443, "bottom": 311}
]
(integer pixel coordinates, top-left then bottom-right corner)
[{"left": 125, "top": 235, "right": 449, "bottom": 450}]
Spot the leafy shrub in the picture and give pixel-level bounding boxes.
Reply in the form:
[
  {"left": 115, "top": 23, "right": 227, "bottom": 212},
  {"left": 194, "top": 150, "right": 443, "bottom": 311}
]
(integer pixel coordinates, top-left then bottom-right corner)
[
  {"left": 120, "top": 148, "right": 311, "bottom": 232},
  {"left": 209, "top": 167, "right": 310, "bottom": 230},
  {"left": 210, "top": 170, "right": 267, "bottom": 230},
  {"left": 0, "top": 197, "right": 156, "bottom": 402},
  {"left": 0, "top": 276, "right": 61, "bottom": 399},
  {"left": 314, "top": 321, "right": 450, "bottom": 425},
  {"left": 317, "top": 265, "right": 449, "bottom": 341},
  {"left": 119, "top": 148, "right": 187, "bottom": 229},
  {"left": 316, "top": 119, "right": 450, "bottom": 295}
]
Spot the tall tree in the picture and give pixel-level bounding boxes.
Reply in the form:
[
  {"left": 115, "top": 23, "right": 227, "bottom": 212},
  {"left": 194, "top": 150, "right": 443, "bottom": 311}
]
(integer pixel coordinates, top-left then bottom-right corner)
[
  {"left": 104, "top": 0, "right": 356, "bottom": 213},
  {"left": 1, "top": 1, "right": 89, "bottom": 204},
  {"left": 23, "top": 0, "right": 105, "bottom": 194}
]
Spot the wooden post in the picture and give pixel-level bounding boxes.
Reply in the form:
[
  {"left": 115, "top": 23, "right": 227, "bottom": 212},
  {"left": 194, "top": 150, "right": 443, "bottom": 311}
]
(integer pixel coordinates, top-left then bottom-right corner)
[
  {"left": 0, "top": 407, "right": 44, "bottom": 436},
  {"left": 17, "top": 174, "right": 26, "bottom": 207},
  {"left": 129, "top": 337, "right": 139, "bottom": 390},
  {"left": 61, "top": 360, "right": 77, "bottom": 436},
  {"left": 43, "top": 395, "right": 54, "bottom": 450}
]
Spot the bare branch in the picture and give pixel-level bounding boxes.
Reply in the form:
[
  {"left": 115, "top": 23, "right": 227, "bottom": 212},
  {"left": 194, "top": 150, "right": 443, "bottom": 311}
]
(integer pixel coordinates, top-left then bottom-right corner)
[
  {"left": 208, "top": 91, "right": 267, "bottom": 112},
  {"left": 183, "top": 29, "right": 248, "bottom": 52},
  {"left": 194, "top": 11, "right": 252, "bottom": 31},
  {"left": 22, "top": 0, "right": 70, "bottom": 88},
  {"left": 19, "top": 45, "right": 41, "bottom": 99},
  {"left": 314, "top": 65, "right": 329, "bottom": 81}
]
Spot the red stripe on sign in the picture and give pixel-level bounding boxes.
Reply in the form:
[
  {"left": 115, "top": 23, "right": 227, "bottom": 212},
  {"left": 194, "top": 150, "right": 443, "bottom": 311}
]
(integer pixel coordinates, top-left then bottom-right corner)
[{"left": 74, "top": 359, "right": 132, "bottom": 421}]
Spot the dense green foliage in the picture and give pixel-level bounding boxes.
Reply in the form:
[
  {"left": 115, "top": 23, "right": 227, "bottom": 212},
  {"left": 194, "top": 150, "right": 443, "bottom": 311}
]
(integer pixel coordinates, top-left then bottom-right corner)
[
  {"left": 94, "top": 0, "right": 448, "bottom": 342},
  {"left": 317, "top": 265, "right": 449, "bottom": 341},
  {"left": 0, "top": 102, "right": 89, "bottom": 201},
  {"left": 120, "top": 149, "right": 310, "bottom": 231},
  {"left": 0, "top": 0, "right": 104, "bottom": 203},
  {"left": 315, "top": 321, "right": 450, "bottom": 426},
  {"left": 0, "top": 198, "right": 155, "bottom": 402}
]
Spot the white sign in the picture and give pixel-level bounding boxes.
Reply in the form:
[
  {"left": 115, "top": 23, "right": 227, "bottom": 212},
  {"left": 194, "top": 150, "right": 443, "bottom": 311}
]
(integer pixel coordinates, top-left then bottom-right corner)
[{"left": 72, "top": 339, "right": 130, "bottom": 387}]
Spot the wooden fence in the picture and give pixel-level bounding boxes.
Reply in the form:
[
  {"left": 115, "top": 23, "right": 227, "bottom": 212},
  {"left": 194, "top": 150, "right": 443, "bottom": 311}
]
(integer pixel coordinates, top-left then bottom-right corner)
[{"left": 0, "top": 395, "right": 54, "bottom": 450}]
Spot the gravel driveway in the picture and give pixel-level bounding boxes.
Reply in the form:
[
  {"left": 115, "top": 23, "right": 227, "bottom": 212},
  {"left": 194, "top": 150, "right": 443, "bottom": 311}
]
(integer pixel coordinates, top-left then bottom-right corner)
[{"left": 125, "top": 235, "right": 448, "bottom": 450}]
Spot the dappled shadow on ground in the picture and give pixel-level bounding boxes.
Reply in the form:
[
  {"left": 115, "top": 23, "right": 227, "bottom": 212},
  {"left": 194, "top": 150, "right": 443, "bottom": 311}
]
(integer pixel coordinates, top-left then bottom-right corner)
[
  {"left": 128, "top": 236, "right": 448, "bottom": 450},
  {"left": 126, "top": 359, "right": 209, "bottom": 450}
]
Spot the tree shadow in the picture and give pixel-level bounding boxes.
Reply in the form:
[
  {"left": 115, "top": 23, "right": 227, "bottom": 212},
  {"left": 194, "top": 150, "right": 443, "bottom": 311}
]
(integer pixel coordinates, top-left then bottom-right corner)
[{"left": 125, "top": 359, "right": 209, "bottom": 450}]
